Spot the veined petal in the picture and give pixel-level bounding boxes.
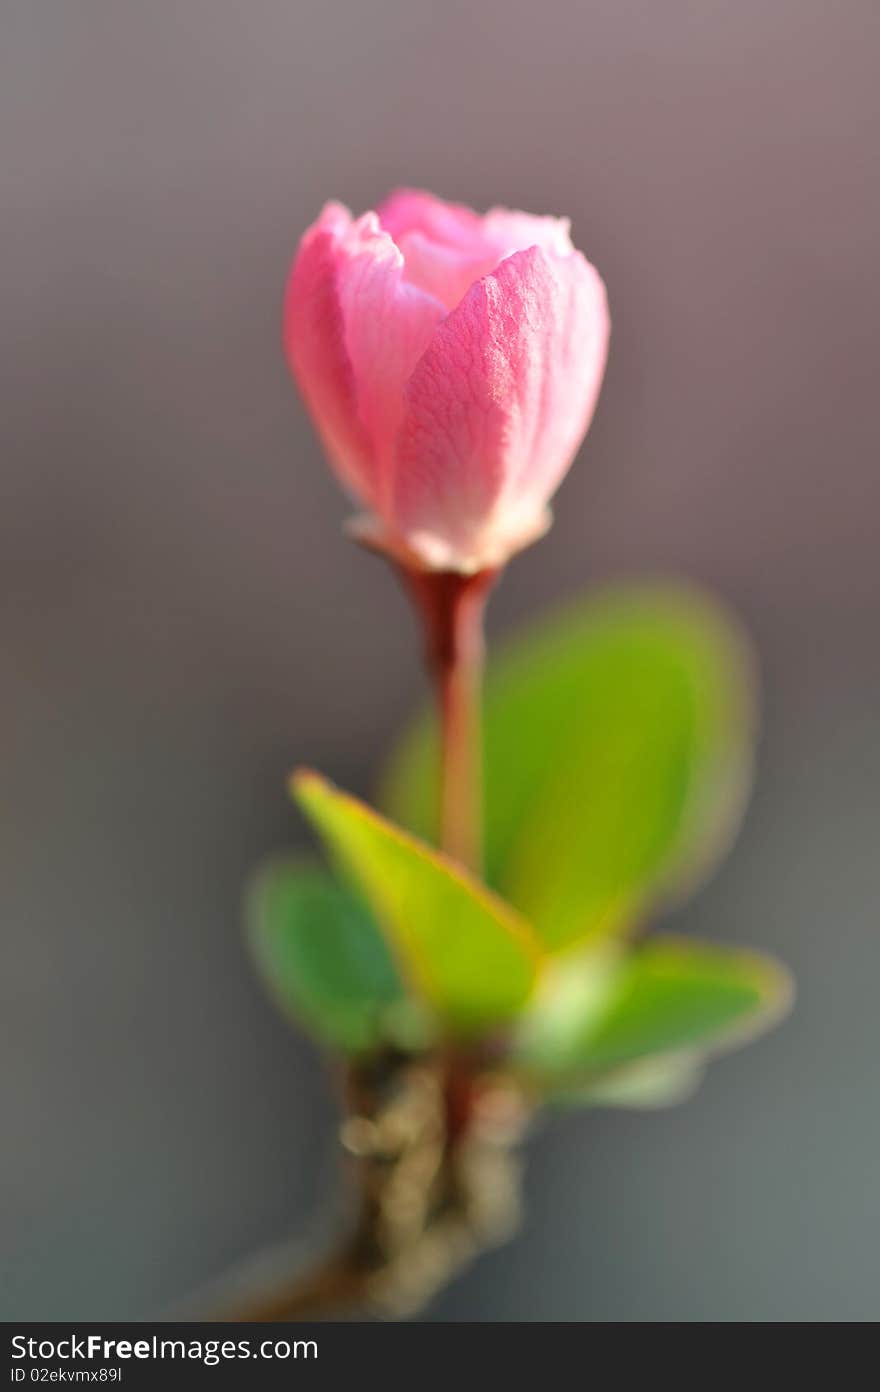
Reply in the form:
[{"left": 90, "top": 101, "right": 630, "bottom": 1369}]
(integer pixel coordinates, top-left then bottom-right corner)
[{"left": 391, "top": 245, "right": 610, "bottom": 572}]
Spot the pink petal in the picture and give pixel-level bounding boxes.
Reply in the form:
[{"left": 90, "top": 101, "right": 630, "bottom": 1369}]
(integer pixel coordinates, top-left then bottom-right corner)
[
  {"left": 391, "top": 245, "right": 610, "bottom": 571},
  {"left": 378, "top": 189, "right": 492, "bottom": 309},
  {"left": 282, "top": 203, "right": 375, "bottom": 504},
  {"left": 481, "top": 206, "right": 574, "bottom": 259},
  {"left": 378, "top": 188, "right": 576, "bottom": 311},
  {"left": 392, "top": 229, "right": 500, "bottom": 312},
  {"left": 377, "top": 188, "right": 484, "bottom": 249},
  {"left": 333, "top": 214, "right": 446, "bottom": 512}
]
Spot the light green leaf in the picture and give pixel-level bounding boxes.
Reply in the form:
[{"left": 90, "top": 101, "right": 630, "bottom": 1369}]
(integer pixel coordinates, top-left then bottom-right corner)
[
  {"left": 516, "top": 935, "right": 792, "bottom": 1084},
  {"left": 246, "top": 858, "right": 406, "bottom": 1053},
  {"left": 292, "top": 770, "right": 541, "bottom": 1035},
  {"left": 382, "top": 585, "right": 755, "bottom": 951},
  {"left": 513, "top": 943, "right": 624, "bottom": 1077}
]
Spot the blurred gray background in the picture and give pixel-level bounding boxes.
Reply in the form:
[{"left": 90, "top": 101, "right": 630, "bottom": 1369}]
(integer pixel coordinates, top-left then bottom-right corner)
[{"left": 2, "top": 0, "right": 878, "bottom": 1321}]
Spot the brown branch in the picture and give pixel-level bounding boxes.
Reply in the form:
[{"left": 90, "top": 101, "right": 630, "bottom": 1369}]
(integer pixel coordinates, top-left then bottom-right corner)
[{"left": 212, "top": 1050, "right": 529, "bottom": 1322}]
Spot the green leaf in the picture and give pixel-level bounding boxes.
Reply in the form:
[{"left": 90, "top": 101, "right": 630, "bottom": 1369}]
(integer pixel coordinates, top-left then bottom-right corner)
[
  {"left": 382, "top": 584, "right": 755, "bottom": 952},
  {"left": 580, "top": 938, "right": 792, "bottom": 1071},
  {"left": 292, "top": 770, "right": 541, "bottom": 1035},
  {"left": 516, "top": 936, "right": 792, "bottom": 1085},
  {"left": 246, "top": 858, "right": 406, "bottom": 1053},
  {"left": 554, "top": 1052, "right": 706, "bottom": 1110}
]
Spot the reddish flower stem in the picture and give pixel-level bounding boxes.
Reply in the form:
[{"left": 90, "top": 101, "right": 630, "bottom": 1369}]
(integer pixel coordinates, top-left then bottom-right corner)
[{"left": 399, "top": 567, "right": 497, "bottom": 873}]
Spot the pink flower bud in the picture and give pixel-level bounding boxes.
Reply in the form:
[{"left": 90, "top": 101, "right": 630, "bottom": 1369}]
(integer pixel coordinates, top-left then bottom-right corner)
[{"left": 284, "top": 190, "right": 609, "bottom": 574}]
